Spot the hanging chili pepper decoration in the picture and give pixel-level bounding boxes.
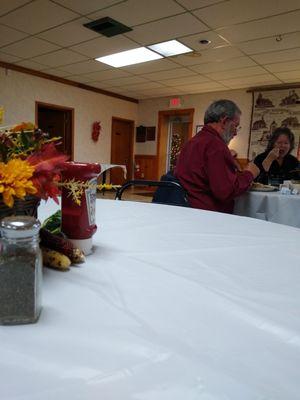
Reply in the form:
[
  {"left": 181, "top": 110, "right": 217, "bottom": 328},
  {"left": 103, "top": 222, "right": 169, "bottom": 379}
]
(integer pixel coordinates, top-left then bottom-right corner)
[{"left": 92, "top": 121, "right": 101, "bottom": 142}]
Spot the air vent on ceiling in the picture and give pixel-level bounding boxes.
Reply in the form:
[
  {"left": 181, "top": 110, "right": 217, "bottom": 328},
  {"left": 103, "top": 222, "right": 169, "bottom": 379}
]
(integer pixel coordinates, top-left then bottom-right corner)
[{"left": 83, "top": 17, "right": 132, "bottom": 37}]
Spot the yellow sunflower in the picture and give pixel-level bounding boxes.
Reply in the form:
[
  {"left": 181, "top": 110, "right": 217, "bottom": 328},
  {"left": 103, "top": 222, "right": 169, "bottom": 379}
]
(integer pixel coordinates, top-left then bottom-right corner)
[{"left": 0, "top": 159, "right": 37, "bottom": 207}]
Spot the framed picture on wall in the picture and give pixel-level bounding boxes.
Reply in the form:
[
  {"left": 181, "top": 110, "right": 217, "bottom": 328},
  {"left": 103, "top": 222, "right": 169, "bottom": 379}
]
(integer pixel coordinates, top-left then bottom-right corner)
[
  {"left": 146, "top": 126, "right": 156, "bottom": 141},
  {"left": 195, "top": 124, "right": 203, "bottom": 134},
  {"left": 136, "top": 126, "right": 146, "bottom": 142}
]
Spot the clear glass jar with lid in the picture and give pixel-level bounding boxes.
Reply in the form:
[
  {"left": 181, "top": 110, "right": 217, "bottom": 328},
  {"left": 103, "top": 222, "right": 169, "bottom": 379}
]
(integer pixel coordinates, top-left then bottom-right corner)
[{"left": 0, "top": 216, "right": 42, "bottom": 325}]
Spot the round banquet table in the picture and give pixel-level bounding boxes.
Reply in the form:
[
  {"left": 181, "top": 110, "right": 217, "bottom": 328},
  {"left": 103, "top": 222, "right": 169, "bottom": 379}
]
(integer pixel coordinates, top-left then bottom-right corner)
[
  {"left": 1, "top": 199, "right": 300, "bottom": 400},
  {"left": 234, "top": 190, "right": 300, "bottom": 228}
]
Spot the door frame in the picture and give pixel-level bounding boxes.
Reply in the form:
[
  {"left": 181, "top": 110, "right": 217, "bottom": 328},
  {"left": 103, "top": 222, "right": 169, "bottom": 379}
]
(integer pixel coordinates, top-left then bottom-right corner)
[
  {"left": 35, "top": 101, "right": 75, "bottom": 160},
  {"left": 157, "top": 108, "right": 194, "bottom": 179},
  {"left": 111, "top": 116, "right": 135, "bottom": 180}
]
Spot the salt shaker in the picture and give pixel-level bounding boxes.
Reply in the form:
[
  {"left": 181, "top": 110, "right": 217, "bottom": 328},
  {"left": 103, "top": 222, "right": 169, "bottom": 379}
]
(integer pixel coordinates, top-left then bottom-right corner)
[{"left": 0, "top": 216, "right": 42, "bottom": 325}]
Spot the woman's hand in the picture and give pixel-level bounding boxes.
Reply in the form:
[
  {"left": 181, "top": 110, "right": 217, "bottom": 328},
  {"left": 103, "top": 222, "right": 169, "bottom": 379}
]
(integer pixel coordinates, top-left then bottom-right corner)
[
  {"left": 262, "top": 148, "right": 280, "bottom": 172},
  {"left": 267, "top": 147, "right": 280, "bottom": 161}
]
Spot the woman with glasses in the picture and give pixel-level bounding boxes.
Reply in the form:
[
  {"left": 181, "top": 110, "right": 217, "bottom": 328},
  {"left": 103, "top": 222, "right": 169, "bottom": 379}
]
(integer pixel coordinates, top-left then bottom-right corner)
[{"left": 253, "top": 127, "right": 300, "bottom": 186}]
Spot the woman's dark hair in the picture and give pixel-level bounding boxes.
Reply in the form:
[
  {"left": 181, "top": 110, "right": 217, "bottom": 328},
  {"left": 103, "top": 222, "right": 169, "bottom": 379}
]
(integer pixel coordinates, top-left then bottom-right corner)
[{"left": 266, "top": 127, "right": 295, "bottom": 153}]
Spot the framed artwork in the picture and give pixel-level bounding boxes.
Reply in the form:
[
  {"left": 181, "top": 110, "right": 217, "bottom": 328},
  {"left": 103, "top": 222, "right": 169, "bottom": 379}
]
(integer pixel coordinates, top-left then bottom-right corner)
[
  {"left": 248, "top": 88, "right": 300, "bottom": 160},
  {"left": 136, "top": 126, "right": 146, "bottom": 142},
  {"left": 195, "top": 124, "right": 203, "bottom": 134},
  {"left": 146, "top": 126, "right": 156, "bottom": 141}
]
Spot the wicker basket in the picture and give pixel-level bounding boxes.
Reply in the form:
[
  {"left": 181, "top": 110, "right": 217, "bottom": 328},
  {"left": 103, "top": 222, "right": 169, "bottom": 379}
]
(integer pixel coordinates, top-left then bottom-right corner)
[{"left": 0, "top": 196, "right": 40, "bottom": 219}]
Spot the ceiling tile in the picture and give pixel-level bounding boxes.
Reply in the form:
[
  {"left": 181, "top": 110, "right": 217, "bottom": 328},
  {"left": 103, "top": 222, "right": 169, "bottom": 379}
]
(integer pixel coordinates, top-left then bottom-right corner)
[
  {"left": 126, "top": 13, "right": 209, "bottom": 45},
  {"left": 194, "top": 0, "right": 300, "bottom": 28},
  {"left": 121, "top": 59, "right": 179, "bottom": 74},
  {"left": 97, "top": 75, "right": 149, "bottom": 87},
  {"left": 0, "top": 51, "right": 21, "bottom": 63},
  {"left": 1, "top": 37, "right": 60, "bottom": 58},
  {"left": 52, "top": 0, "right": 122, "bottom": 14},
  {"left": 189, "top": 56, "right": 257, "bottom": 73},
  {"left": 37, "top": 17, "right": 100, "bottom": 47},
  {"left": 83, "top": 69, "right": 131, "bottom": 81},
  {"left": 14, "top": 59, "right": 48, "bottom": 71},
  {"left": 180, "top": 30, "right": 229, "bottom": 52},
  {"left": 251, "top": 47, "right": 300, "bottom": 65},
  {"left": 0, "top": 0, "right": 79, "bottom": 34},
  {"left": 263, "top": 60, "right": 300, "bottom": 73},
  {"left": 0, "top": 24, "right": 28, "bottom": 47},
  {"left": 237, "top": 32, "right": 300, "bottom": 55},
  {"left": 88, "top": 0, "right": 185, "bottom": 26},
  {"left": 205, "top": 66, "right": 269, "bottom": 80},
  {"left": 175, "top": 81, "right": 227, "bottom": 92},
  {"left": 164, "top": 74, "right": 209, "bottom": 86},
  {"left": 217, "top": 10, "right": 300, "bottom": 43},
  {"left": 141, "top": 67, "right": 197, "bottom": 81},
  {"left": 134, "top": 87, "right": 184, "bottom": 97},
  {"left": 31, "top": 49, "right": 88, "bottom": 67},
  {"left": 273, "top": 70, "right": 300, "bottom": 82},
  {"left": 0, "top": 1, "right": 32, "bottom": 17},
  {"left": 70, "top": 35, "right": 137, "bottom": 58},
  {"left": 176, "top": 0, "right": 226, "bottom": 10},
  {"left": 59, "top": 60, "right": 109, "bottom": 75},
  {"left": 41, "top": 68, "right": 73, "bottom": 77},
  {"left": 65, "top": 74, "right": 96, "bottom": 83},
  {"left": 222, "top": 79, "right": 283, "bottom": 89},
  {"left": 121, "top": 81, "right": 165, "bottom": 90},
  {"left": 101, "top": 87, "right": 140, "bottom": 98},
  {"left": 219, "top": 74, "right": 281, "bottom": 87},
  {"left": 173, "top": 46, "right": 244, "bottom": 66}
]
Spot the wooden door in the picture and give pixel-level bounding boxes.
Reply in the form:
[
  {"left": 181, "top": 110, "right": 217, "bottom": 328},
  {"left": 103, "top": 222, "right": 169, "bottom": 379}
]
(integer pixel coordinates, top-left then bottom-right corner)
[
  {"left": 111, "top": 117, "right": 134, "bottom": 184},
  {"left": 36, "top": 102, "right": 74, "bottom": 159}
]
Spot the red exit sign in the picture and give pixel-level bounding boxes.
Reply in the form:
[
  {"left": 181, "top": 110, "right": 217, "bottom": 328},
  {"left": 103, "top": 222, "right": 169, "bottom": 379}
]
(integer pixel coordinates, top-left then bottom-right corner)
[{"left": 169, "top": 97, "right": 182, "bottom": 108}]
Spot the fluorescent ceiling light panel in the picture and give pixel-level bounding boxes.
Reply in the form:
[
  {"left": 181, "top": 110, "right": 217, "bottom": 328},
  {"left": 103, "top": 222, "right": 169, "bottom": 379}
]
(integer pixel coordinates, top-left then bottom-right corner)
[
  {"left": 148, "top": 40, "right": 193, "bottom": 57},
  {"left": 95, "top": 47, "right": 162, "bottom": 67}
]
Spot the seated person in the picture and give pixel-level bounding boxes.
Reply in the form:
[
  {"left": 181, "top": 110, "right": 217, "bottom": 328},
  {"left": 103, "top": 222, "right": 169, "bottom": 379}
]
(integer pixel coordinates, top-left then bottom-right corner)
[
  {"left": 174, "top": 99, "right": 259, "bottom": 214},
  {"left": 253, "top": 127, "right": 299, "bottom": 185}
]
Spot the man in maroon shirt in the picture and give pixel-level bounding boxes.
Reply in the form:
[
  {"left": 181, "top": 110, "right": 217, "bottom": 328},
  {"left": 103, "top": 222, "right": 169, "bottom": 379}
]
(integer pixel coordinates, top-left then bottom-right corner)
[{"left": 174, "top": 99, "right": 260, "bottom": 213}]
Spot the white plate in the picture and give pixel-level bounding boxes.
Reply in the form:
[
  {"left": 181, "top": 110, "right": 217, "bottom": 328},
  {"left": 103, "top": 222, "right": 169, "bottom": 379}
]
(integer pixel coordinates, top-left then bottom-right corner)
[{"left": 251, "top": 186, "right": 277, "bottom": 192}]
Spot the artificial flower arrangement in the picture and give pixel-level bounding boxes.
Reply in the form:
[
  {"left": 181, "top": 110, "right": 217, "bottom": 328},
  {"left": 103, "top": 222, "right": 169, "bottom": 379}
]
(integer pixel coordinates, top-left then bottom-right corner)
[{"left": 0, "top": 122, "right": 68, "bottom": 208}]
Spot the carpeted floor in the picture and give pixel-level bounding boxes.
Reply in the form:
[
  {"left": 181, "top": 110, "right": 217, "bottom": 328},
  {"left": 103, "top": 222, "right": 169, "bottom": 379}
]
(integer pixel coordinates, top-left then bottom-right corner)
[{"left": 134, "top": 192, "right": 154, "bottom": 197}]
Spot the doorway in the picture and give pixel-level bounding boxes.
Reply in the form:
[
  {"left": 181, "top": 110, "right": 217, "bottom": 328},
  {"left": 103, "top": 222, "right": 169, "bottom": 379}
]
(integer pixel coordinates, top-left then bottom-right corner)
[
  {"left": 157, "top": 108, "right": 194, "bottom": 179},
  {"left": 166, "top": 116, "right": 190, "bottom": 172},
  {"left": 35, "top": 102, "right": 74, "bottom": 159},
  {"left": 110, "top": 117, "right": 134, "bottom": 185}
]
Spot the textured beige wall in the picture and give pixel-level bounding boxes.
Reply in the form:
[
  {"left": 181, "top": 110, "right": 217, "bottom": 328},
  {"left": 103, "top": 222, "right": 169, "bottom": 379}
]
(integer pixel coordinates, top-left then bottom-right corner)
[
  {"left": 0, "top": 67, "right": 138, "bottom": 163},
  {"left": 137, "top": 89, "right": 253, "bottom": 158}
]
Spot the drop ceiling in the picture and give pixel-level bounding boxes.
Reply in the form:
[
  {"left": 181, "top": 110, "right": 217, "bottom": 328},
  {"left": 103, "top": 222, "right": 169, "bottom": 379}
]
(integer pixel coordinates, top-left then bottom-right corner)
[{"left": 1, "top": 0, "right": 300, "bottom": 100}]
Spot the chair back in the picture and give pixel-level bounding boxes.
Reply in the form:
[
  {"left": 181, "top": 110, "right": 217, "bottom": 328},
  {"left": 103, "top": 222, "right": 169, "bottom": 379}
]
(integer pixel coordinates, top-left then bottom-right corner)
[
  {"left": 152, "top": 172, "right": 189, "bottom": 207},
  {"left": 115, "top": 173, "right": 189, "bottom": 207}
]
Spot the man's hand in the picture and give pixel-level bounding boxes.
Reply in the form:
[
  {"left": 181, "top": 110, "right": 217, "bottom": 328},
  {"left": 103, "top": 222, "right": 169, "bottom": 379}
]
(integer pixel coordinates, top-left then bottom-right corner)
[{"left": 245, "top": 162, "right": 260, "bottom": 179}]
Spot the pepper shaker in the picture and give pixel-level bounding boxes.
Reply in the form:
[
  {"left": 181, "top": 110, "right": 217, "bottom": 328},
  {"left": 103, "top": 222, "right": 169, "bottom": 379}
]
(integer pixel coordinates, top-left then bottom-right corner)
[{"left": 0, "top": 216, "right": 42, "bottom": 325}]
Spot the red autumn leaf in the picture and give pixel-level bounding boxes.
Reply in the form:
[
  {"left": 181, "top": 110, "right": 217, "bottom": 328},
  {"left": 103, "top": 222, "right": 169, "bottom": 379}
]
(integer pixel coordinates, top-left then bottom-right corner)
[
  {"left": 27, "top": 142, "right": 68, "bottom": 172},
  {"left": 27, "top": 143, "right": 69, "bottom": 201}
]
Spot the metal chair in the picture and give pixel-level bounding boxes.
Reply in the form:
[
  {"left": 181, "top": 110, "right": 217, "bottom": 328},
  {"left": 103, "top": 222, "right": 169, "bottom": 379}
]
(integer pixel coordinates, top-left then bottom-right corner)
[{"left": 115, "top": 174, "right": 189, "bottom": 207}]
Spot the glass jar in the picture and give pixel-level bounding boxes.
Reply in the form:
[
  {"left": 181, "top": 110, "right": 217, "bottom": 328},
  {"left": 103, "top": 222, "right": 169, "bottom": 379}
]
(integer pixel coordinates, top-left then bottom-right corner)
[{"left": 0, "top": 216, "right": 42, "bottom": 325}]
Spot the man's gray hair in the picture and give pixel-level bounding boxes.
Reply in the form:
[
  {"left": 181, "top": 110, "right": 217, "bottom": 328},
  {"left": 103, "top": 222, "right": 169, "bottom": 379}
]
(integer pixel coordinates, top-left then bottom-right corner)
[{"left": 204, "top": 99, "right": 241, "bottom": 124}]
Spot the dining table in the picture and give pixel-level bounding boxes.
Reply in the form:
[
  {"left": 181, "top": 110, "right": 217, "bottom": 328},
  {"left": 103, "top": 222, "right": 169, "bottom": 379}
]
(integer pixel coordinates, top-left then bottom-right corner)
[
  {"left": 234, "top": 189, "right": 300, "bottom": 228},
  {"left": 1, "top": 199, "right": 300, "bottom": 399}
]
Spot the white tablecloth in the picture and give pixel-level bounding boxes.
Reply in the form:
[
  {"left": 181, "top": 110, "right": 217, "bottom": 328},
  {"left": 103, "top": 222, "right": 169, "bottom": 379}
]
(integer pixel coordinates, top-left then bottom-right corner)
[
  {"left": 1, "top": 200, "right": 300, "bottom": 399},
  {"left": 234, "top": 191, "right": 300, "bottom": 228}
]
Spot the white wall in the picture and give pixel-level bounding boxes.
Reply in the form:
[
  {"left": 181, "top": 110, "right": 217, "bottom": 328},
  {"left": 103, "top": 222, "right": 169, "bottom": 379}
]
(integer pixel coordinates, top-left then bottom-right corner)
[
  {"left": 0, "top": 67, "right": 138, "bottom": 163},
  {"left": 137, "top": 89, "right": 253, "bottom": 158}
]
